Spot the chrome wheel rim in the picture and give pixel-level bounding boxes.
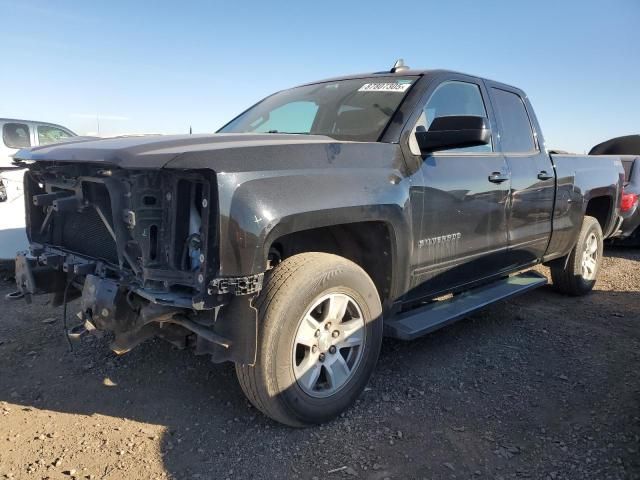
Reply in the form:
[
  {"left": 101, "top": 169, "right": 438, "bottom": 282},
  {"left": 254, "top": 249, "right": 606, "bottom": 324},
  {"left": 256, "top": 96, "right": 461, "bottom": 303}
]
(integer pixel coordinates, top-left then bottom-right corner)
[
  {"left": 582, "top": 232, "right": 599, "bottom": 281},
  {"left": 292, "top": 292, "right": 365, "bottom": 398}
]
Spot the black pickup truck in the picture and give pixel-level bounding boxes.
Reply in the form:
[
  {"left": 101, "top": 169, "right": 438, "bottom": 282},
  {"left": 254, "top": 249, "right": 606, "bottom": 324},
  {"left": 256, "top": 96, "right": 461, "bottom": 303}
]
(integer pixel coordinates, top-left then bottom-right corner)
[{"left": 9, "top": 63, "right": 625, "bottom": 426}]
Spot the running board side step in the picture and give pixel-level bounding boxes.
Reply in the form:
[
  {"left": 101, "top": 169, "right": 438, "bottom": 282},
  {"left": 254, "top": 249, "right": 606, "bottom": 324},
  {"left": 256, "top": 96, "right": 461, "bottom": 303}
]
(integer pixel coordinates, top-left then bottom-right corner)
[{"left": 384, "top": 271, "right": 547, "bottom": 340}]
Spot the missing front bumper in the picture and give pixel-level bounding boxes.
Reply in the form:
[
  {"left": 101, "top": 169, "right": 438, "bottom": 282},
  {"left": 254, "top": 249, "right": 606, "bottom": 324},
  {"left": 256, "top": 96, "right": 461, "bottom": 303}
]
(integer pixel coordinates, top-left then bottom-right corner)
[{"left": 12, "top": 251, "right": 261, "bottom": 364}]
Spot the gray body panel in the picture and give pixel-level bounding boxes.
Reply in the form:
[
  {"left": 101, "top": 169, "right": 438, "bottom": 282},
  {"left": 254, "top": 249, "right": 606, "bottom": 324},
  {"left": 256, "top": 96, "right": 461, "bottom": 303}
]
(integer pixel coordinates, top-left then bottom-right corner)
[{"left": 15, "top": 133, "right": 340, "bottom": 169}]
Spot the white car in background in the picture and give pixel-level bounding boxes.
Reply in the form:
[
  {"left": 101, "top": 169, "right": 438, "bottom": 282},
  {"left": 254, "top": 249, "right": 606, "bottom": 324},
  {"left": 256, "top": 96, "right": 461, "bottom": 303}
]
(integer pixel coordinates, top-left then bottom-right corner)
[{"left": 0, "top": 119, "right": 76, "bottom": 259}]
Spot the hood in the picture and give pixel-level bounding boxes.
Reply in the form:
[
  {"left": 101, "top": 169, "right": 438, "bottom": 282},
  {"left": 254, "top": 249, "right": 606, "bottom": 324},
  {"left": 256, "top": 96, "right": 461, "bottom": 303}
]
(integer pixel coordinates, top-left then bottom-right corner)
[{"left": 13, "top": 133, "right": 340, "bottom": 169}]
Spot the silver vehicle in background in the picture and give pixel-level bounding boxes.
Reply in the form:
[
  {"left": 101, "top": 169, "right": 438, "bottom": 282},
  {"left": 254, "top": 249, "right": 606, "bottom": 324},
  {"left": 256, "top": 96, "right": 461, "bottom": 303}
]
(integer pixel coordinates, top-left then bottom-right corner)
[{"left": 0, "top": 119, "right": 76, "bottom": 259}]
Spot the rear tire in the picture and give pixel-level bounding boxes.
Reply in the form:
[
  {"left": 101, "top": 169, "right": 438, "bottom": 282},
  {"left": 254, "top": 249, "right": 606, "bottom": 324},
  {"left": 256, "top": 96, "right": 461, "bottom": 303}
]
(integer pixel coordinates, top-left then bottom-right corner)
[
  {"left": 550, "top": 215, "right": 603, "bottom": 296},
  {"left": 235, "top": 252, "right": 383, "bottom": 427}
]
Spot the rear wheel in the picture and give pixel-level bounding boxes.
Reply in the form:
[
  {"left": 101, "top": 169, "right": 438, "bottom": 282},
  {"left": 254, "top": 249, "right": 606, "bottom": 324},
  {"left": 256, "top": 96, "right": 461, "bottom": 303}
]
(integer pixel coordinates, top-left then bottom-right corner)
[
  {"left": 235, "top": 252, "right": 383, "bottom": 427},
  {"left": 550, "top": 215, "right": 603, "bottom": 296}
]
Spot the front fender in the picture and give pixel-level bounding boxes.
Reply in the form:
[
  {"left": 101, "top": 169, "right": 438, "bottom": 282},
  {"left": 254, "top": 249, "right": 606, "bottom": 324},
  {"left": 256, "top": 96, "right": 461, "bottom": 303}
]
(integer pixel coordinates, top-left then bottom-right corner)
[{"left": 215, "top": 168, "right": 412, "bottom": 279}]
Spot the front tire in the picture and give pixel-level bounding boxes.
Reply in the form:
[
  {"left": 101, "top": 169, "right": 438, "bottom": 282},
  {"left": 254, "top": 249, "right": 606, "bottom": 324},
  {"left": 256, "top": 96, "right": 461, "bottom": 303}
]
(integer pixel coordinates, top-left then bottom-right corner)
[
  {"left": 550, "top": 215, "right": 603, "bottom": 296},
  {"left": 235, "top": 253, "right": 383, "bottom": 427}
]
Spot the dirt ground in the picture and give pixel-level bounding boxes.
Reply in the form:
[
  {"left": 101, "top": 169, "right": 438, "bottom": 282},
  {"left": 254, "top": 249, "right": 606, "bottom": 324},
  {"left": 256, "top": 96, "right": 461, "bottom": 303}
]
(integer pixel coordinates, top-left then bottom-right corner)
[{"left": 0, "top": 248, "right": 638, "bottom": 480}]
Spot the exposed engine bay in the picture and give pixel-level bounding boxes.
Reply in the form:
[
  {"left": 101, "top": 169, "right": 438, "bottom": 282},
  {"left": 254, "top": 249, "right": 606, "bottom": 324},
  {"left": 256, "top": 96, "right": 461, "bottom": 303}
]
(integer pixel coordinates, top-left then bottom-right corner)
[{"left": 12, "top": 163, "right": 262, "bottom": 364}]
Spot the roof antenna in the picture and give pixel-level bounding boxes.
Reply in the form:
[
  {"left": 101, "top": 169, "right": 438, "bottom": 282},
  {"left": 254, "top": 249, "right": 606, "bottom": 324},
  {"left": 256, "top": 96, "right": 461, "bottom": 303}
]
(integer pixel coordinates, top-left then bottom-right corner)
[{"left": 390, "top": 58, "right": 409, "bottom": 73}]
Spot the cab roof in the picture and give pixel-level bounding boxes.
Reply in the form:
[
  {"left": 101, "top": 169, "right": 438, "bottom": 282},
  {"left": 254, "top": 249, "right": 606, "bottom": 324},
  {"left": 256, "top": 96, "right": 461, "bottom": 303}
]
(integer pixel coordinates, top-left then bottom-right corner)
[{"left": 295, "top": 68, "right": 523, "bottom": 96}]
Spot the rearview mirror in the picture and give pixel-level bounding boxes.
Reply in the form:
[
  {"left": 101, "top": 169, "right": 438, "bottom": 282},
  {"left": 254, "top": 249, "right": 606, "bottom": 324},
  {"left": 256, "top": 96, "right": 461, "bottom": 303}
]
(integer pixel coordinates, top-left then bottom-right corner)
[{"left": 415, "top": 115, "right": 491, "bottom": 154}]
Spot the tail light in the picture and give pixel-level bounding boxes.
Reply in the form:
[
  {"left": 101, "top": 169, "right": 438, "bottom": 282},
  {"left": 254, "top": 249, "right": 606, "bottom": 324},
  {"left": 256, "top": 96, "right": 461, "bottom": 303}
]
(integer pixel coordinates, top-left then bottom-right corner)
[{"left": 621, "top": 189, "right": 639, "bottom": 213}]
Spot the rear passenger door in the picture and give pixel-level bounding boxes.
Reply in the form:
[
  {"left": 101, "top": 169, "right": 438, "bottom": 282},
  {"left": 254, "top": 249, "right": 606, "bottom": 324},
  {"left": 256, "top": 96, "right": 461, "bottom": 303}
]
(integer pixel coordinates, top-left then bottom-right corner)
[{"left": 486, "top": 84, "right": 555, "bottom": 265}]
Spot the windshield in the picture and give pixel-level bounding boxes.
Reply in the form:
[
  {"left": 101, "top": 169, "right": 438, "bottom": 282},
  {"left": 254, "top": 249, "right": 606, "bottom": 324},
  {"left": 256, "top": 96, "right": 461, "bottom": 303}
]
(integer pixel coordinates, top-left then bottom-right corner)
[{"left": 218, "top": 76, "right": 418, "bottom": 142}]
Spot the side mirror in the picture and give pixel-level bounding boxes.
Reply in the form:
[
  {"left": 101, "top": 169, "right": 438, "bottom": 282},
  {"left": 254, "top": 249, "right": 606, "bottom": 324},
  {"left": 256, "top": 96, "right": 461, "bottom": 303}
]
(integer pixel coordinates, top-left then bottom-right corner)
[{"left": 415, "top": 115, "right": 491, "bottom": 154}]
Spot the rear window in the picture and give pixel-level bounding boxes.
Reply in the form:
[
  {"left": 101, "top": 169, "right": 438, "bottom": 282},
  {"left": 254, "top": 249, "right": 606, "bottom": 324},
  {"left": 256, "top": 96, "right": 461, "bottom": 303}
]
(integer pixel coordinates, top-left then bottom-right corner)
[
  {"left": 491, "top": 88, "right": 536, "bottom": 153},
  {"left": 3, "top": 123, "right": 31, "bottom": 149}
]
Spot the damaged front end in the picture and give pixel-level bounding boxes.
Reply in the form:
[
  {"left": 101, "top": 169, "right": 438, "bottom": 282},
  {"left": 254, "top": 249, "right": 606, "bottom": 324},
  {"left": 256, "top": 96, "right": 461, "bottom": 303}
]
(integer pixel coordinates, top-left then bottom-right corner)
[{"left": 12, "top": 162, "right": 262, "bottom": 364}]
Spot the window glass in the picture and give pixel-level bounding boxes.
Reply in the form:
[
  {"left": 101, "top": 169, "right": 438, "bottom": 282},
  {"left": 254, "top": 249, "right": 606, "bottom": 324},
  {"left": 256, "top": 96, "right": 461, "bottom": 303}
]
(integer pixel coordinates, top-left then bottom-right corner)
[
  {"left": 491, "top": 88, "right": 536, "bottom": 153},
  {"left": 220, "top": 76, "right": 417, "bottom": 142},
  {"left": 3, "top": 123, "right": 31, "bottom": 148},
  {"left": 410, "top": 81, "right": 492, "bottom": 154},
  {"left": 250, "top": 101, "right": 319, "bottom": 134},
  {"left": 38, "top": 125, "right": 73, "bottom": 145}
]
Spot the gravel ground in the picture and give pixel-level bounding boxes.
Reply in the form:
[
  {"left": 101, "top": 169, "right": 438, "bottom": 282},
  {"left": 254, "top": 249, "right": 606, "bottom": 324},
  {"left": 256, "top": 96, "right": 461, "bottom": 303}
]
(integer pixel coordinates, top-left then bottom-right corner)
[{"left": 0, "top": 248, "right": 638, "bottom": 480}]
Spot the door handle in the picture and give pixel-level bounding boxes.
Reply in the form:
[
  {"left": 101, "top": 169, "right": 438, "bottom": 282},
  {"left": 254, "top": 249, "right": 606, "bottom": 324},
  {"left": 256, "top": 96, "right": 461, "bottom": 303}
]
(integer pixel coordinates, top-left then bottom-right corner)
[
  {"left": 537, "top": 170, "right": 553, "bottom": 181},
  {"left": 488, "top": 172, "right": 510, "bottom": 184}
]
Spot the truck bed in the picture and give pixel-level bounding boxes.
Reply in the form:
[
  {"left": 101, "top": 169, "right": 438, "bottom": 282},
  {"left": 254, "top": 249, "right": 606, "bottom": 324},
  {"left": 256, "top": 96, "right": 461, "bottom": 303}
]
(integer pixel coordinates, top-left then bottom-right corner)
[{"left": 550, "top": 152, "right": 625, "bottom": 238}]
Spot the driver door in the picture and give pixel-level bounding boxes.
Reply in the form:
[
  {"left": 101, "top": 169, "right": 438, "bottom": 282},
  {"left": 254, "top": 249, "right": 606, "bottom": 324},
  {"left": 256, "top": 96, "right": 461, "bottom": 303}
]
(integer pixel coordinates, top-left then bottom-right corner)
[{"left": 403, "top": 76, "right": 511, "bottom": 302}]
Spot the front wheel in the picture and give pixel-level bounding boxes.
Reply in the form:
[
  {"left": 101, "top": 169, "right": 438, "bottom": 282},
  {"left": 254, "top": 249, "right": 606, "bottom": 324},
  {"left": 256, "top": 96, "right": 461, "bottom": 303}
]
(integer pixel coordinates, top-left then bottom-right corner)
[
  {"left": 235, "top": 253, "right": 383, "bottom": 427},
  {"left": 550, "top": 215, "right": 603, "bottom": 296}
]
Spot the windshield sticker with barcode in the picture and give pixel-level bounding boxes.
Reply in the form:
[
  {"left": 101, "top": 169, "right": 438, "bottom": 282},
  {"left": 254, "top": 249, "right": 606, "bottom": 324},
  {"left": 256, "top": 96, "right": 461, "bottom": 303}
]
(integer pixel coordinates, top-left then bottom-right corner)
[{"left": 358, "top": 83, "right": 411, "bottom": 93}]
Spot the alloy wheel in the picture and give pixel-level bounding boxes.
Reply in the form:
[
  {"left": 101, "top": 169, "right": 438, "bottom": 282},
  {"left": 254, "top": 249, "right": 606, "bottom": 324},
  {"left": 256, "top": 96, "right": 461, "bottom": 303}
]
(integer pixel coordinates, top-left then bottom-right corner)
[{"left": 292, "top": 293, "right": 365, "bottom": 398}]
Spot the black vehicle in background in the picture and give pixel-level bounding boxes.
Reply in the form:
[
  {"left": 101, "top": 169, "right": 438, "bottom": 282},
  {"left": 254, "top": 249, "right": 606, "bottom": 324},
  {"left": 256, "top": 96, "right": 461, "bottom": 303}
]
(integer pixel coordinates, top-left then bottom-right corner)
[
  {"left": 10, "top": 62, "right": 625, "bottom": 426},
  {"left": 590, "top": 135, "right": 640, "bottom": 245}
]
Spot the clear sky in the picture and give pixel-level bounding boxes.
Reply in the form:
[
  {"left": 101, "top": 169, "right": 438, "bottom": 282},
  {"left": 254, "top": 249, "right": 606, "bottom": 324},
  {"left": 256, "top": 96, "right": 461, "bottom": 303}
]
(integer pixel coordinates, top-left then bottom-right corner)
[{"left": 1, "top": 0, "right": 638, "bottom": 153}]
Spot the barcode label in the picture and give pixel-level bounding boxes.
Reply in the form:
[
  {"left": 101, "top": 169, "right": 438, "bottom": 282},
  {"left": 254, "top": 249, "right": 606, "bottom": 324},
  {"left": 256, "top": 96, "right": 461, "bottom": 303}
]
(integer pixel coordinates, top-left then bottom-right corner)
[{"left": 358, "top": 83, "right": 411, "bottom": 93}]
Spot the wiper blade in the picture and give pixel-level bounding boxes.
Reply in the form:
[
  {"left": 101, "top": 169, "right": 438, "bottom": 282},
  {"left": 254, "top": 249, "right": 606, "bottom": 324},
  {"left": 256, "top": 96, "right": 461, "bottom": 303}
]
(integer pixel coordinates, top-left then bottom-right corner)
[{"left": 265, "top": 130, "right": 308, "bottom": 134}]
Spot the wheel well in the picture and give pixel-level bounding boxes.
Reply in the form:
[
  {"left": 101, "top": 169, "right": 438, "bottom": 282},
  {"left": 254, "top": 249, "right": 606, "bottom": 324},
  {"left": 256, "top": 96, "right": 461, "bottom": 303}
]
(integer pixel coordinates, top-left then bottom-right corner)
[
  {"left": 585, "top": 196, "right": 612, "bottom": 232},
  {"left": 268, "top": 222, "right": 393, "bottom": 304}
]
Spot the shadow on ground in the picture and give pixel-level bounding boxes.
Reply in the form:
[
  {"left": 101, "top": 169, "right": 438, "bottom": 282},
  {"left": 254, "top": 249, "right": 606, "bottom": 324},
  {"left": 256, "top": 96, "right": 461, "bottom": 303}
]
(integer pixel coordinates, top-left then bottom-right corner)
[{"left": 0, "top": 251, "right": 639, "bottom": 479}]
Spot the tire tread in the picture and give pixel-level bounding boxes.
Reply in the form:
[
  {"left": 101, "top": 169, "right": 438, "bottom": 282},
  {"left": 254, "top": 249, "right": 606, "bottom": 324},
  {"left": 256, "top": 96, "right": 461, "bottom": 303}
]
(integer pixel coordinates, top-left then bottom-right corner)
[
  {"left": 235, "top": 253, "right": 343, "bottom": 426},
  {"left": 550, "top": 216, "right": 602, "bottom": 296}
]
